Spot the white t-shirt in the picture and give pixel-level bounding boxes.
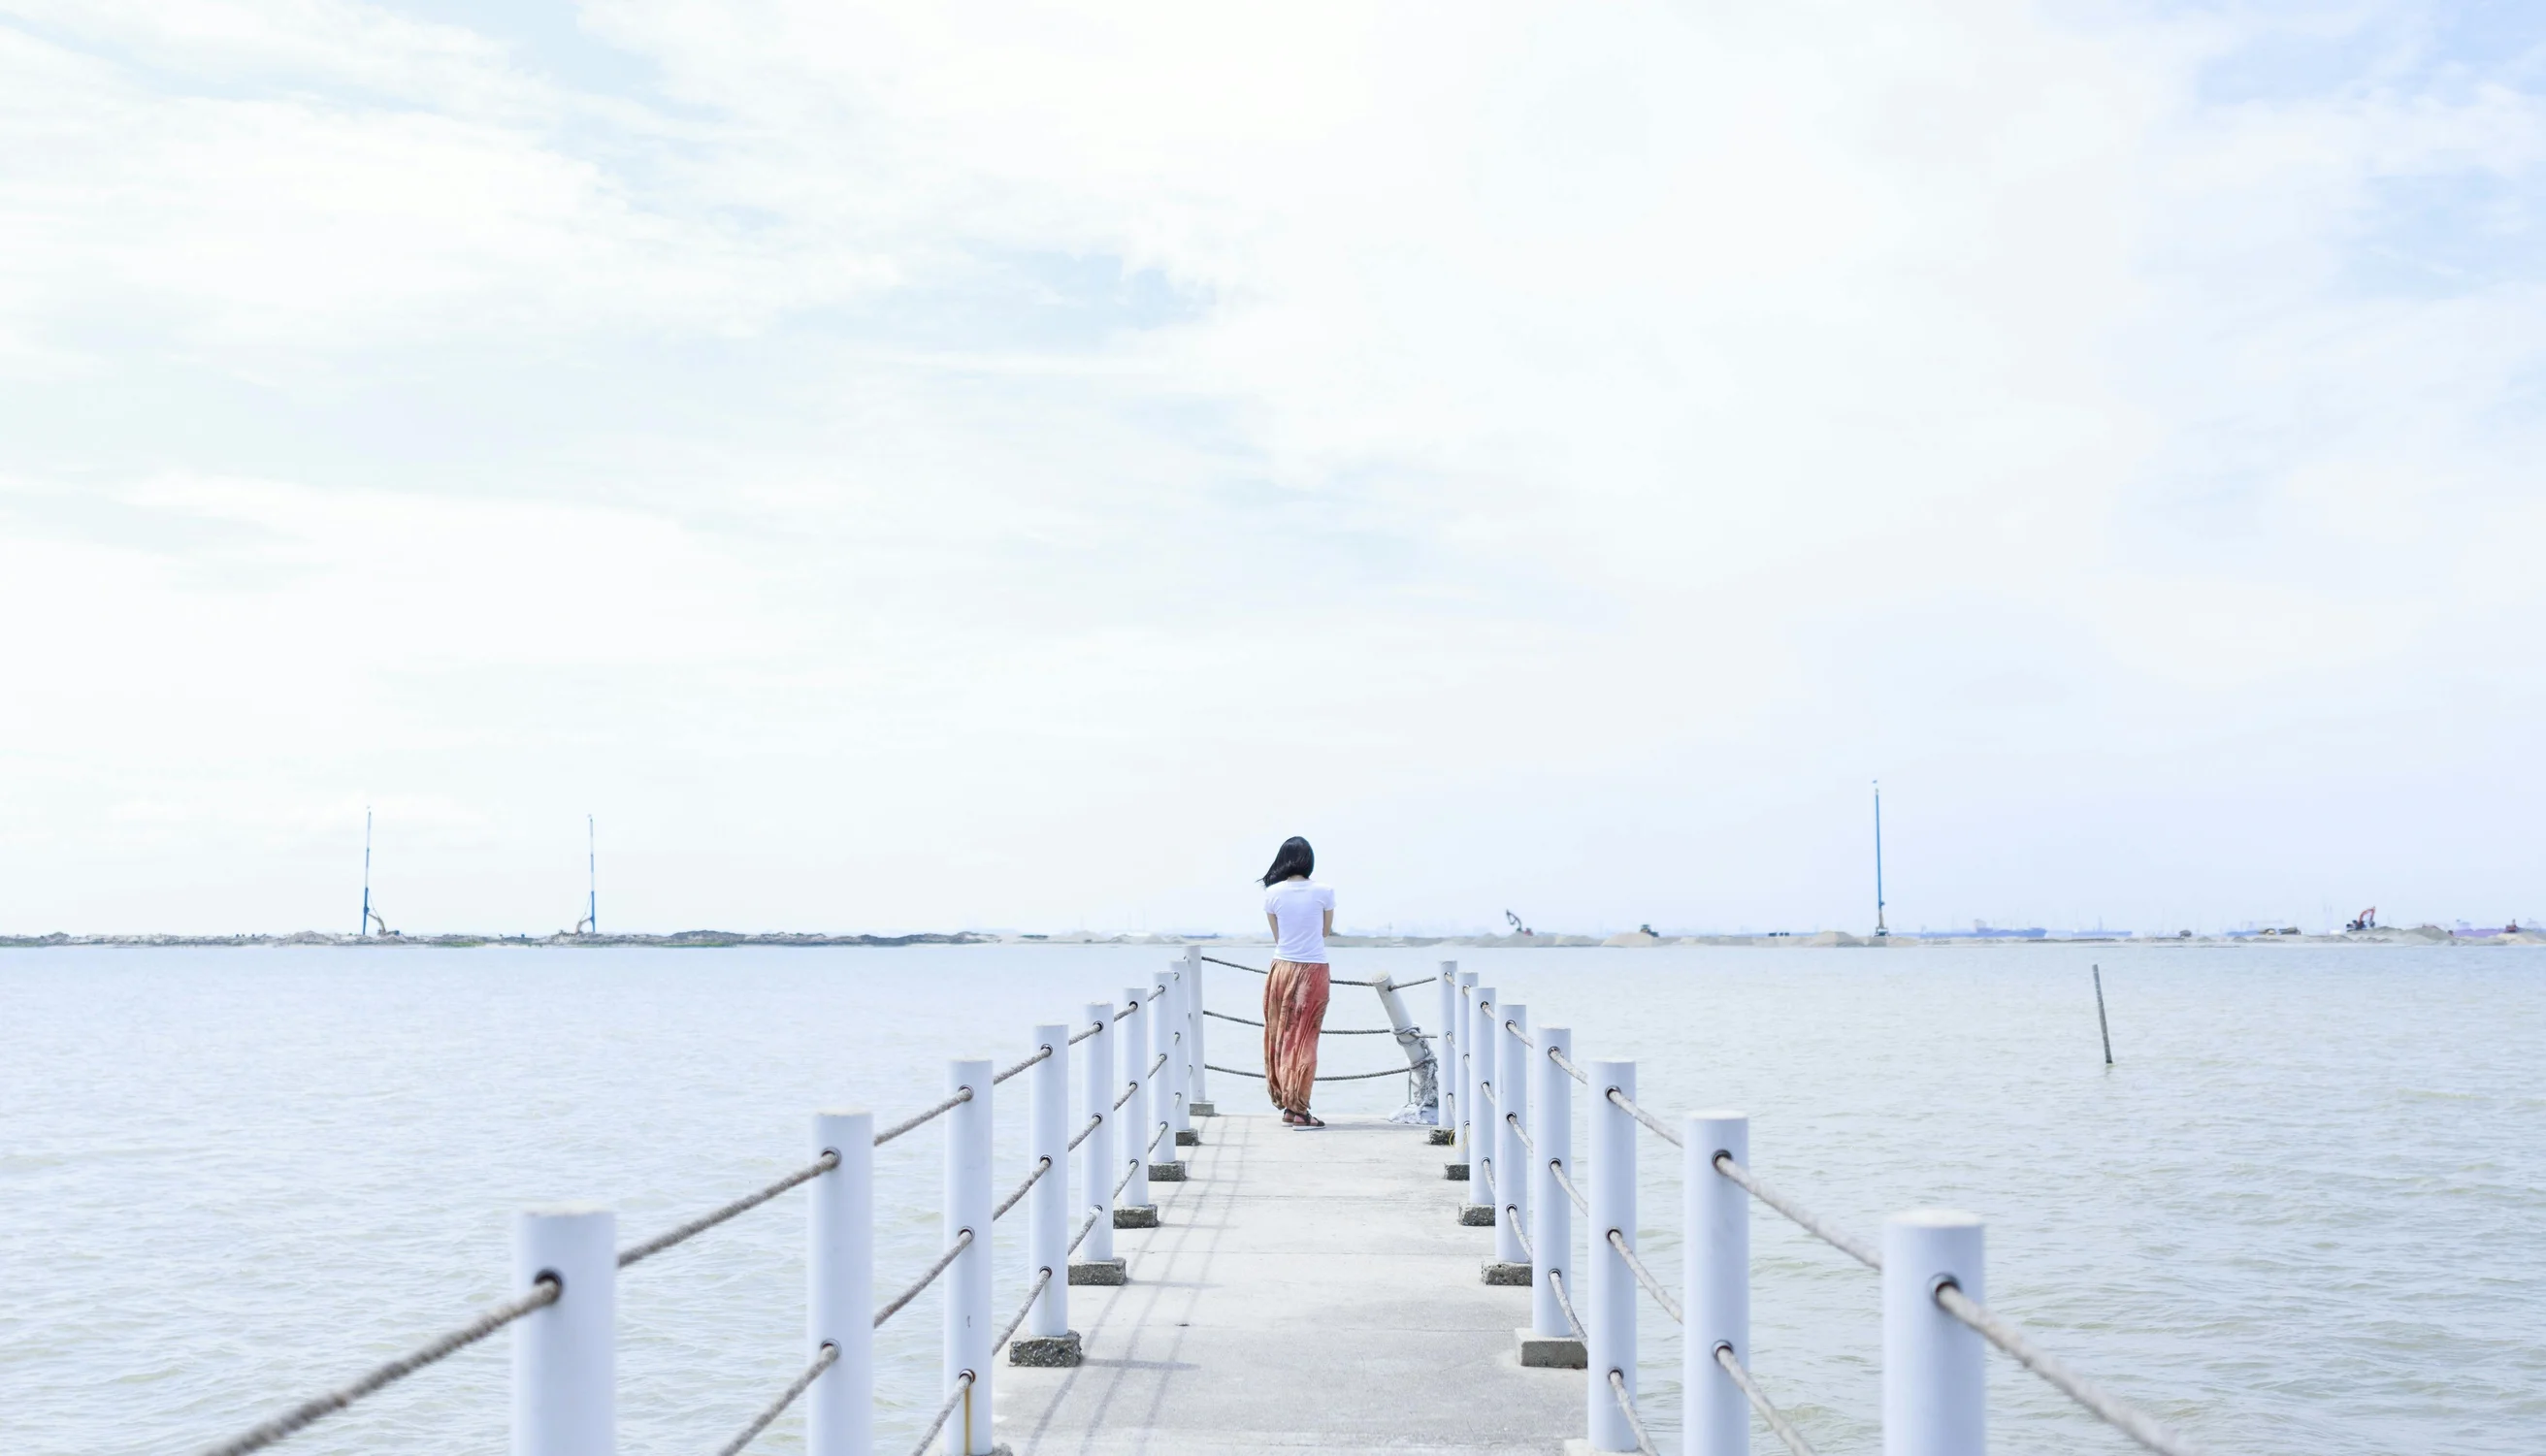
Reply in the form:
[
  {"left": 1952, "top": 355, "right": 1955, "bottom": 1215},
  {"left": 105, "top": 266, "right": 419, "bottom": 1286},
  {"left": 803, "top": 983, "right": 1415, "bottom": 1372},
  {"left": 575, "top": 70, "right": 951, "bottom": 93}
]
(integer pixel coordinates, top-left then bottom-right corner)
[{"left": 1263, "top": 879, "right": 1335, "bottom": 965}]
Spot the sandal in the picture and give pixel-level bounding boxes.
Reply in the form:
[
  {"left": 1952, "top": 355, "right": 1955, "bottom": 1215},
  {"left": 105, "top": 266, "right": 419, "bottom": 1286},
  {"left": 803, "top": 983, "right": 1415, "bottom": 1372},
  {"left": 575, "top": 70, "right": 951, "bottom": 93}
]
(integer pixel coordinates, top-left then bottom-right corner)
[{"left": 1294, "top": 1112, "right": 1326, "bottom": 1129}]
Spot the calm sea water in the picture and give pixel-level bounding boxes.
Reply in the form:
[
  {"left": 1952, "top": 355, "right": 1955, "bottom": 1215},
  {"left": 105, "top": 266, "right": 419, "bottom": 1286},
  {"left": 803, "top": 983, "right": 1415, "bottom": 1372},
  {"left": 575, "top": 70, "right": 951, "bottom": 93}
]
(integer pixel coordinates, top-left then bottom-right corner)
[{"left": 3, "top": 945, "right": 2539, "bottom": 1454}]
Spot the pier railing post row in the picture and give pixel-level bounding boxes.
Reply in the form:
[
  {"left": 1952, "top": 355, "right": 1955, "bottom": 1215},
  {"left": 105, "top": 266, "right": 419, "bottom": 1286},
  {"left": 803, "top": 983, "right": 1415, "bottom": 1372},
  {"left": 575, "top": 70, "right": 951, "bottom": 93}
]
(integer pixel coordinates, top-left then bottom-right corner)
[
  {"left": 1884, "top": 1211, "right": 1985, "bottom": 1456},
  {"left": 513, "top": 1206, "right": 614, "bottom": 1456},
  {"left": 808, "top": 1112, "right": 872, "bottom": 1456},
  {"left": 1117, "top": 989, "right": 1155, "bottom": 1222},
  {"left": 945, "top": 1058, "right": 996, "bottom": 1456},
  {"left": 1586, "top": 1059, "right": 1638, "bottom": 1453},
  {"left": 1434, "top": 962, "right": 1458, "bottom": 1147},
  {"left": 1523, "top": 1025, "right": 1583, "bottom": 1368},
  {"left": 1074, "top": 1002, "right": 1122, "bottom": 1275},
  {"left": 1686, "top": 1113, "right": 1748, "bottom": 1456},
  {"left": 1461, "top": 984, "right": 1495, "bottom": 1225},
  {"left": 1489, "top": 1003, "right": 1530, "bottom": 1277}
]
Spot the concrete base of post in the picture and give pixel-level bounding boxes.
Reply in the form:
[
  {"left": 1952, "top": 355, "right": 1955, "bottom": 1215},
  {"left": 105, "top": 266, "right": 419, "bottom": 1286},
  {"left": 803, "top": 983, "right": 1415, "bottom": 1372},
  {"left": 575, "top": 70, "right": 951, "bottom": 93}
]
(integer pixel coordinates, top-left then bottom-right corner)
[
  {"left": 1457, "top": 1205, "right": 1496, "bottom": 1227},
  {"left": 1189, "top": 1101, "right": 1216, "bottom": 1117},
  {"left": 1480, "top": 1260, "right": 1530, "bottom": 1285},
  {"left": 1429, "top": 1128, "right": 1455, "bottom": 1146},
  {"left": 1114, "top": 1205, "right": 1159, "bottom": 1228},
  {"left": 1175, "top": 1128, "right": 1200, "bottom": 1147},
  {"left": 1516, "top": 1327, "right": 1587, "bottom": 1369},
  {"left": 1008, "top": 1331, "right": 1084, "bottom": 1367},
  {"left": 1444, "top": 1163, "right": 1470, "bottom": 1181},
  {"left": 1148, "top": 1161, "right": 1187, "bottom": 1181},
  {"left": 1067, "top": 1258, "right": 1126, "bottom": 1285}
]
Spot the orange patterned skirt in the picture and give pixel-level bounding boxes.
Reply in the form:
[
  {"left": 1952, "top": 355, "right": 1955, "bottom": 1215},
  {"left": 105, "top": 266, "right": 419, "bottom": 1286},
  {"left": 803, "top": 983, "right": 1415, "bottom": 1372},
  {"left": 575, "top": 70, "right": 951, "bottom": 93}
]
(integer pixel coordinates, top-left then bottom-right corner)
[{"left": 1262, "top": 959, "right": 1331, "bottom": 1113}]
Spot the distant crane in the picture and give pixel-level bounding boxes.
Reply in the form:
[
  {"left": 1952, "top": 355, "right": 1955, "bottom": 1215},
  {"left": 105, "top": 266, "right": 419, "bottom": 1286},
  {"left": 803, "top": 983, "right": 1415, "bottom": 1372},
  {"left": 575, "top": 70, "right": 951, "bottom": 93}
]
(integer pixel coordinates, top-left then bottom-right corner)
[
  {"left": 1873, "top": 779, "right": 1889, "bottom": 937},
  {"left": 2346, "top": 906, "right": 2376, "bottom": 932},
  {"left": 1504, "top": 910, "right": 1534, "bottom": 937},
  {"left": 573, "top": 815, "right": 598, "bottom": 936},
  {"left": 360, "top": 809, "right": 393, "bottom": 937}
]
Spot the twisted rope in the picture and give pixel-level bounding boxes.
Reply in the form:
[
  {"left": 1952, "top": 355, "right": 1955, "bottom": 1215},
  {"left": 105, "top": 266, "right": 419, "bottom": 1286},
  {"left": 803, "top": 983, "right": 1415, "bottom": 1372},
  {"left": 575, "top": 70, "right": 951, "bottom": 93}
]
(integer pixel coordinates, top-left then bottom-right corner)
[
  {"left": 619, "top": 1150, "right": 838, "bottom": 1269},
  {"left": 1711, "top": 1153, "right": 1880, "bottom": 1272},
  {"left": 1067, "top": 1113, "right": 1102, "bottom": 1151},
  {"left": 1067, "top": 1020, "right": 1103, "bottom": 1046},
  {"left": 1503, "top": 1018, "right": 1536, "bottom": 1048},
  {"left": 1547, "top": 1045, "right": 1588, "bottom": 1085},
  {"left": 1715, "top": 1344, "right": 1820, "bottom": 1456},
  {"left": 1546, "top": 1267, "right": 1587, "bottom": 1340},
  {"left": 1506, "top": 1206, "right": 1534, "bottom": 1261},
  {"left": 904, "top": 1372, "right": 973, "bottom": 1456},
  {"left": 197, "top": 1277, "right": 559, "bottom": 1456},
  {"left": 711, "top": 1342, "right": 838, "bottom": 1456},
  {"left": 1204, "top": 1061, "right": 1410, "bottom": 1083},
  {"left": 1113, "top": 1154, "right": 1144, "bottom": 1198},
  {"left": 1114, "top": 1080, "right": 1139, "bottom": 1111},
  {"left": 1935, "top": 1281, "right": 2209, "bottom": 1456},
  {"left": 1607, "top": 1086, "right": 1682, "bottom": 1147},
  {"left": 1198, "top": 954, "right": 1384, "bottom": 987},
  {"left": 1607, "top": 1369, "right": 1661, "bottom": 1456},
  {"left": 873, "top": 1228, "right": 973, "bottom": 1329},
  {"left": 1550, "top": 1159, "right": 1587, "bottom": 1214},
  {"left": 1068, "top": 1207, "right": 1101, "bottom": 1254},
  {"left": 993, "top": 1157, "right": 1052, "bottom": 1221},
  {"left": 875, "top": 1085, "right": 973, "bottom": 1148},
  {"left": 1607, "top": 1228, "right": 1681, "bottom": 1322},
  {"left": 994, "top": 1267, "right": 1058, "bottom": 1354},
  {"left": 993, "top": 1044, "right": 1054, "bottom": 1086},
  {"left": 1504, "top": 1110, "right": 1533, "bottom": 1152}
]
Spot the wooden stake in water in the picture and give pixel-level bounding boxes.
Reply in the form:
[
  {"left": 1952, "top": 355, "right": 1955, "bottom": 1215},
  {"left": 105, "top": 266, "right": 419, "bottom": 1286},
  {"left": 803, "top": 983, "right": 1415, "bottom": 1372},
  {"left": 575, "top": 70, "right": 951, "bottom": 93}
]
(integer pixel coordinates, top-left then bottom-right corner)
[{"left": 2092, "top": 963, "right": 2114, "bottom": 1066}]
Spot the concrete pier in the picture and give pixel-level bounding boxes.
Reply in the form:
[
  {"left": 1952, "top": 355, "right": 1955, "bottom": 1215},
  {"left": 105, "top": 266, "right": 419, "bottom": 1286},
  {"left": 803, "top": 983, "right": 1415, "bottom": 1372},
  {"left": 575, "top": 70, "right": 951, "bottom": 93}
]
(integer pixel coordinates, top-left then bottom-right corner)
[{"left": 1001, "top": 1114, "right": 1581, "bottom": 1455}]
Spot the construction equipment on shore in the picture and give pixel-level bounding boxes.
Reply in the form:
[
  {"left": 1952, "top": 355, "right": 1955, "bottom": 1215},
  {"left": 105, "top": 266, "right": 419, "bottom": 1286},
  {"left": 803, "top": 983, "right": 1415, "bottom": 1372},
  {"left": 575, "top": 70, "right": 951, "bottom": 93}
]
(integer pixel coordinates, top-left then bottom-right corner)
[{"left": 2346, "top": 907, "right": 2377, "bottom": 932}]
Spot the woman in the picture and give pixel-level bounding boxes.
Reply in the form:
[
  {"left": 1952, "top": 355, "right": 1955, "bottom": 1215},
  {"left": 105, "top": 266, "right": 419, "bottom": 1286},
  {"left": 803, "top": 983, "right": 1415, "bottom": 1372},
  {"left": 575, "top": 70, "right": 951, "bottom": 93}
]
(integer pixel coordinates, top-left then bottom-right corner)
[{"left": 1259, "top": 836, "right": 1334, "bottom": 1127}]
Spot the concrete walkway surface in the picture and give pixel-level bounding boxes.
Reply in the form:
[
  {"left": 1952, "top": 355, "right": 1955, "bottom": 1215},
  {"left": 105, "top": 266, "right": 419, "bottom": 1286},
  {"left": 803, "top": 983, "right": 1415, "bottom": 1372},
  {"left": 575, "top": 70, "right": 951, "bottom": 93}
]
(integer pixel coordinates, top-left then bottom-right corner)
[{"left": 998, "top": 1113, "right": 1582, "bottom": 1455}]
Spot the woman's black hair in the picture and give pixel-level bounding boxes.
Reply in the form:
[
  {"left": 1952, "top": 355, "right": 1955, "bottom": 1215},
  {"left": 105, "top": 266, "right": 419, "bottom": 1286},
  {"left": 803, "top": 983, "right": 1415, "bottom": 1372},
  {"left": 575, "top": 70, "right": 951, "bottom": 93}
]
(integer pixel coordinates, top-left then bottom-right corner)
[{"left": 1259, "top": 836, "right": 1315, "bottom": 887}]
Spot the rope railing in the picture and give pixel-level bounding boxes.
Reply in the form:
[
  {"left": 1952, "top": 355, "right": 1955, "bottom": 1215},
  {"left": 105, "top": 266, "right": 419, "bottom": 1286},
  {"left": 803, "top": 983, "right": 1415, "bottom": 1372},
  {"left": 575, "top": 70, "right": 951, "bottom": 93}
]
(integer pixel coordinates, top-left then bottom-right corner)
[
  {"left": 1067, "top": 1020, "right": 1103, "bottom": 1046},
  {"left": 873, "top": 1228, "right": 973, "bottom": 1330},
  {"left": 992, "top": 1043, "right": 1054, "bottom": 1086},
  {"left": 904, "top": 1371, "right": 973, "bottom": 1456},
  {"left": 1197, "top": 954, "right": 1385, "bottom": 987},
  {"left": 1546, "top": 1267, "right": 1586, "bottom": 1340},
  {"left": 1202, "top": 1007, "right": 1402, "bottom": 1034},
  {"left": 1113, "top": 1153, "right": 1144, "bottom": 1199},
  {"left": 1607, "top": 1369, "right": 1662, "bottom": 1456},
  {"left": 1503, "top": 1018, "right": 1535, "bottom": 1048},
  {"left": 1147, "top": 1120, "right": 1171, "bottom": 1154},
  {"left": 197, "top": 1277, "right": 560, "bottom": 1456},
  {"left": 1114, "top": 1080, "right": 1138, "bottom": 1111},
  {"left": 1607, "top": 1228, "right": 1682, "bottom": 1322},
  {"left": 1710, "top": 1152, "right": 1881, "bottom": 1272},
  {"left": 1066, "top": 1113, "right": 1102, "bottom": 1151},
  {"left": 1506, "top": 1205, "right": 1534, "bottom": 1262},
  {"left": 1548, "top": 1044, "right": 1588, "bottom": 1084},
  {"left": 1934, "top": 1281, "right": 2208, "bottom": 1456},
  {"left": 1606, "top": 1086, "right": 1681, "bottom": 1148},
  {"left": 710, "top": 1342, "right": 838, "bottom": 1456},
  {"left": 1068, "top": 1207, "right": 1101, "bottom": 1254},
  {"left": 992, "top": 1267, "right": 1057, "bottom": 1357},
  {"left": 1714, "top": 1344, "right": 1819, "bottom": 1456},
  {"left": 1203, "top": 1061, "right": 1410, "bottom": 1083},
  {"left": 1550, "top": 1158, "right": 1587, "bottom": 1214},
  {"left": 993, "top": 1157, "right": 1052, "bottom": 1221},
  {"left": 1504, "top": 1110, "right": 1534, "bottom": 1152},
  {"left": 875, "top": 1085, "right": 974, "bottom": 1148},
  {"left": 618, "top": 1149, "right": 839, "bottom": 1270}
]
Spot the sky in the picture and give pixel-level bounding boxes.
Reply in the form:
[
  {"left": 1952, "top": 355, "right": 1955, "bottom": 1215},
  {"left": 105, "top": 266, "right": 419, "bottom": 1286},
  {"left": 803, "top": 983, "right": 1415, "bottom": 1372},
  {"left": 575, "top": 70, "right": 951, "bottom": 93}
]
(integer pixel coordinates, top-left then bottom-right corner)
[{"left": 1, "top": 1, "right": 2541, "bottom": 937}]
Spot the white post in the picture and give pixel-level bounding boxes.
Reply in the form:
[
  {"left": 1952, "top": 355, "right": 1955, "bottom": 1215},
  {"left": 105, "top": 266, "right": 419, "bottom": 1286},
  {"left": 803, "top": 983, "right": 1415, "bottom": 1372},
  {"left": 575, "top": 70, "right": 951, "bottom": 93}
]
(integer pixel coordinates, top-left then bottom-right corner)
[
  {"left": 1079, "top": 1003, "right": 1116, "bottom": 1263},
  {"left": 1028, "top": 1025, "right": 1069, "bottom": 1339},
  {"left": 1883, "top": 1211, "right": 1985, "bottom": 1456},
  {"left": 1149, "top": 972, "right": 1179, "bottom": 1174},
  {"left": 1494, "top": 1003, "right": 1530, "bottom": 1266},
  {"left": 1118, "top": 989, "right": 1152, "bottom": 1213},
  {"left": 1685, "top": 1113, "right": 1749, "bottom": 1456},
  {"left": 1466, "top": 977, "right": 1486, "bottom": 1171},
  {"left": 945, "top": 1058, "right": 995, "bottom": 1456},
  {"left": 810, "top": 1112, "right": 871, "bottom": 1456},
  {"left": 1586, "top": 1059, "right": 1637, "bottom": 1453},
  {"left": 1437, "top": 962, "right": 1458, "bottom": 1146},
  {"left": 1185, "top": 945, "right": 1210, "bottom": 1112},
  {"left": 1532, "top": 1026, "right": 1574, "bottom": 1339},
  {"left": 1164, "top": 962, "right": 1192, "bottom": 1145},
  {"left": 1467, "top": 986, "right": 1497, "bottom": 1215},
  {"left": 512, "top": 1206, "right": 613, "bottom": 1456}
]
